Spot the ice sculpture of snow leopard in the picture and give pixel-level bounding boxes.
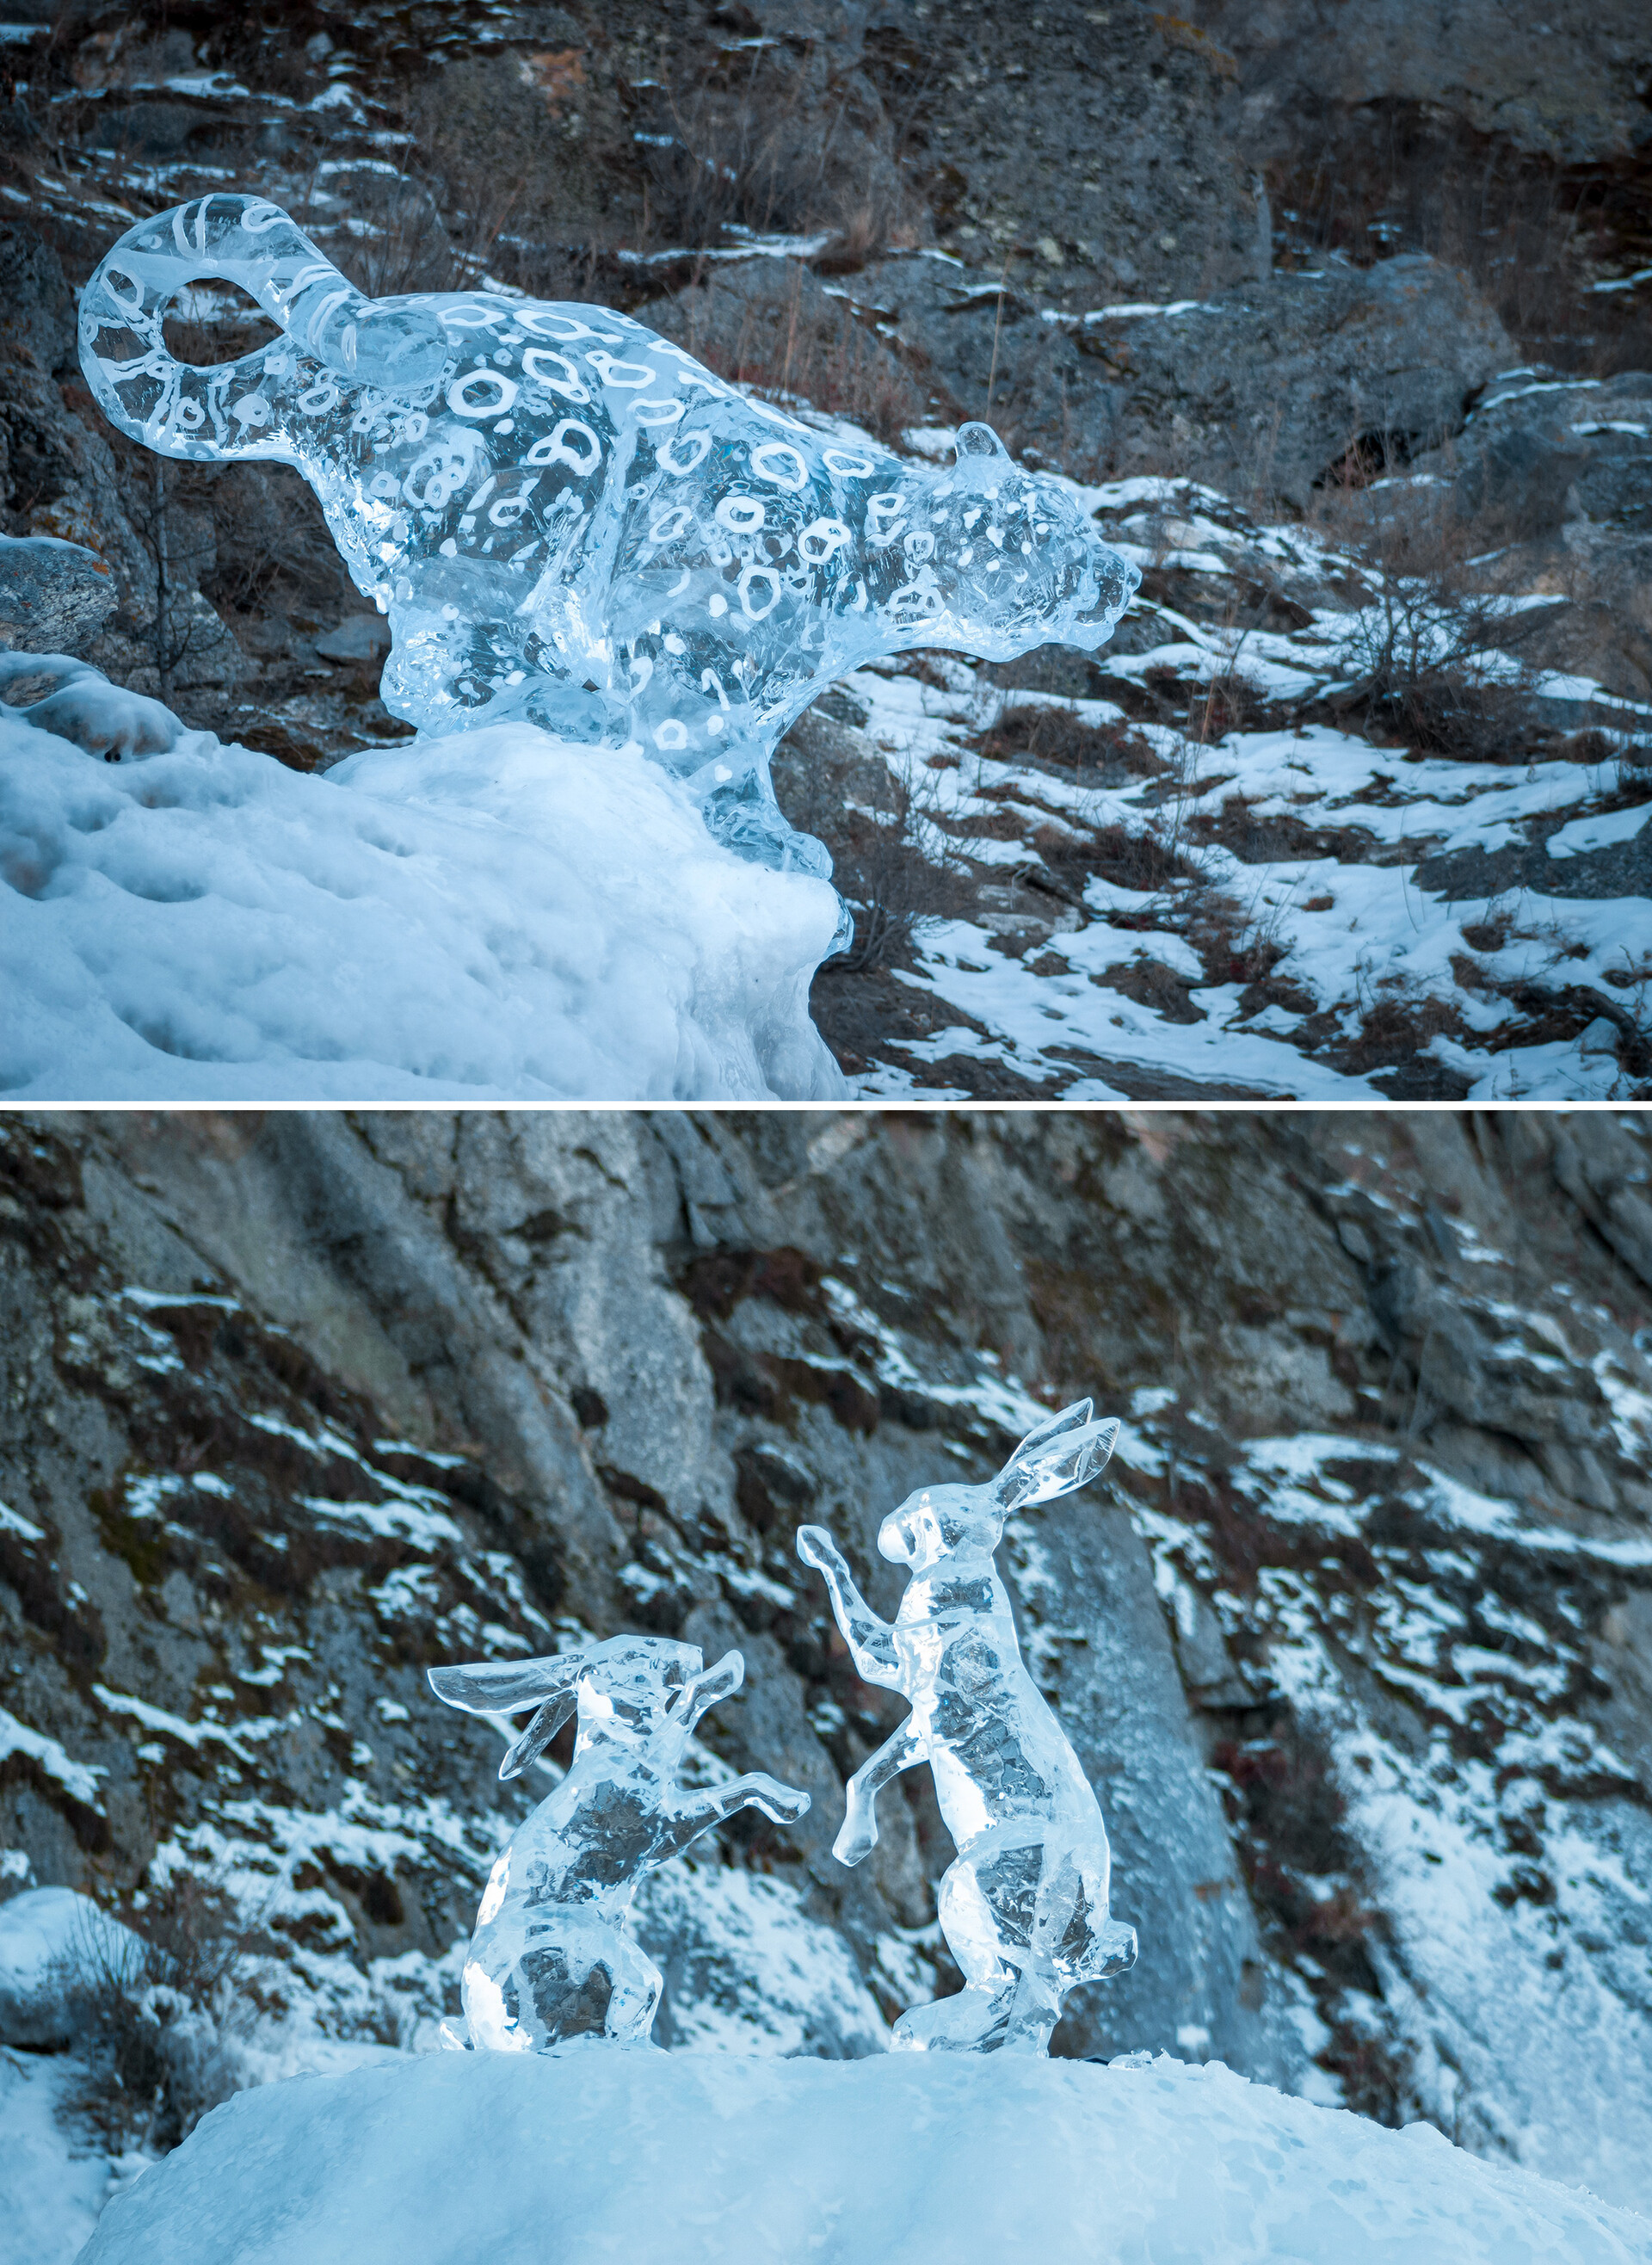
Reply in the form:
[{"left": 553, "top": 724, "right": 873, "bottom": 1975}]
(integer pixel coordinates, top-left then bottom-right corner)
[{"left": 79, "top": 196, "right": 1139, "bottom": 875}]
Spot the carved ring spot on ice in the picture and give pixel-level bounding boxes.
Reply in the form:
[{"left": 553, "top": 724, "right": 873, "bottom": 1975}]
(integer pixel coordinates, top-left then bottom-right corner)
[{"left": 77, "top": 194, "right": 1138, "bottom": 889}]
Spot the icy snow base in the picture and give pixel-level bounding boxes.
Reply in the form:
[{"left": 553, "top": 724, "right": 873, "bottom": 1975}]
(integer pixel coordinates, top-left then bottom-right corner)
[
  {"left": 79, "top": 2049, "right": 1645, "bottom": 2265},
  {"left": 0, "top": 719, "right": 846, "bottom": 1102}
]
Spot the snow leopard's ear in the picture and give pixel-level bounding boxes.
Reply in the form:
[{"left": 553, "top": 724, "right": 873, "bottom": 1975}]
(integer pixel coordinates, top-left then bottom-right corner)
[
  {"left": 427, "top": 1650, "right": 585, "bottom": 1718},
  {"left": 990, "top": 1404, "right": 1119, "bottom": 1511},
  {"left": 955, "top": 422, "right": 1009, "bottom": 462}
]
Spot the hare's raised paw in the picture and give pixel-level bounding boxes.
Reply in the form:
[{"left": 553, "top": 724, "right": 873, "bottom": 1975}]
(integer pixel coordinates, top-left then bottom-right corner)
[
  {"left": 1091, "top": 1919, "right": 1138, "bottom": 1978},
  {"left": 831, "top": 1818, "right": 877, "bottom": 1867},
  {"left": 743, "top": 1774, "right": 813, "bottom": 1826},
  {"left": 795, "top": 1524, "right": 840, "bottom": 1571}
]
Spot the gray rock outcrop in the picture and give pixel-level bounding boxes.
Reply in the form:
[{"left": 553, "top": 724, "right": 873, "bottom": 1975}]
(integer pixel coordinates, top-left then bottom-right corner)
[{"left": 649, "top": 248, "right": 1515, "bottom": 501}]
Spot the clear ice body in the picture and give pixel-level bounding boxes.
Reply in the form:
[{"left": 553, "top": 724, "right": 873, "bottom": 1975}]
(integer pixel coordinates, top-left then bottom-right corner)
[
  {"left": 798, "top": 1401, "right": 1138, "bottom": 2054},
  {"left": 78, "top": 195, "right": 1139, "bottom": 881},
  {"left": 428, "top": 1636, "right": 810, "bottom": 2051}
]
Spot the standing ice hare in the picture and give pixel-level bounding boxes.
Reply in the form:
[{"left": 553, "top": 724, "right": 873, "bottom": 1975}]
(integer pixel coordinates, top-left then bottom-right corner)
[
  {"left": 428, "top": 1634, "right": 809, "bottom": 2050},
  {"left": 798, "top": 1401, "right": 1137, "bottom": 2055}
]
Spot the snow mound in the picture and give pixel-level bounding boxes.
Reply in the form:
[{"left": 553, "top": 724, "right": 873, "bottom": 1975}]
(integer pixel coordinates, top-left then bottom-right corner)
[
  {"left": 1, "top": 652, "right": 182, "bottom": 760},
  {"left": 0, "top": 719, "right": 846, "bottom": 1102},
  {"left": 0, "top": 1886, "right": 143, "bottom": 2047},
  {"left": 78, "top": 2048, "right": 1647, "bottom": 2265}
]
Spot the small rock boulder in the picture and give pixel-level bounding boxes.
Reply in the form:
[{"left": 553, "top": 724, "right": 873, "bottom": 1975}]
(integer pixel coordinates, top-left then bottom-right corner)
[
  {"left": 314, "top": 614, "right": 392, "bottom": 664},
  {"left": 0, "top": 534, "right": 118, "bottom": 655},
  {"left": 0, "top": 1886, "right": 145, "bottom": 2047},
  {"left": 0, "top": 652, "right": 183, "bottom": 760}
]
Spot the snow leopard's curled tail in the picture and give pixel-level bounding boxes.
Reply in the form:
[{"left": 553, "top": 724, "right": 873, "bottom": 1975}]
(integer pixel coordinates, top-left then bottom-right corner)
[{"left": 77, "top": 194, "right": 449, "bottom": 464}]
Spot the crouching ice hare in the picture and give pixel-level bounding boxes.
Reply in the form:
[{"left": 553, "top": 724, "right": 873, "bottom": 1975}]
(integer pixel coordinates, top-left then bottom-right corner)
[
  {"left": 797, "top": 1402, "right": 1137, "bottom": 2056},
  {"left": 428, "top": 1635, "right": 810, "bottom": 2051}
]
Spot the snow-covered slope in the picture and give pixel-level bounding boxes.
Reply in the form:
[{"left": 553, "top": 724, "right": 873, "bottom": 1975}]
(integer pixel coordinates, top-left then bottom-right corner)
[
  {"left": 0, "top": 2049, "right": 112, "bottom": 2265},
  {"left": 77, "top": 2048, "right": 1650, "bottom": 2265},
  {"left": 8, "top": 398, "right": 1647, "bottom": 1105},
  {"left": 811, "top": 461, "right": 1652, "bottom": 1103}
]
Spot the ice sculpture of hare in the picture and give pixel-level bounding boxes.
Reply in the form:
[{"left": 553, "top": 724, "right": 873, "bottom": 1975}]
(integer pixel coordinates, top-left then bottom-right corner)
[
  {"left": 798, "top": 1402, "right": 1137, "bottom": 2055},
  {"left": 79, "top": 195, "right": 1138, "bottom": 875},
  {"left": 428, "top": 1635, "right": 809, "bottom": 2050}
]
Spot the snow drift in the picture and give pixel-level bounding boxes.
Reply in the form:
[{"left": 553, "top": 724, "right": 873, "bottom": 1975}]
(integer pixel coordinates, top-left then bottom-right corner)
[
  {"left": 0, "top": 717, "right": 846, "bottom": 1102},
  {"left": 78, "top": 2047, "right": 1646, "bottom": 2265}
]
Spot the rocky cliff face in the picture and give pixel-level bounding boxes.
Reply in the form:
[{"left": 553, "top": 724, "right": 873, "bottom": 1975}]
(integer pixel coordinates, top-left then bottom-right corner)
[{"left": 4, "top": 1109, "right": 1652, "bottom": 2206}]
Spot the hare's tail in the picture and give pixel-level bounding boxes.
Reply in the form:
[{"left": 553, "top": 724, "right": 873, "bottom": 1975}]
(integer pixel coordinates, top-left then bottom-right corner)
[{"left": 77, "top": 194, "right": 448, "bottom": 463}]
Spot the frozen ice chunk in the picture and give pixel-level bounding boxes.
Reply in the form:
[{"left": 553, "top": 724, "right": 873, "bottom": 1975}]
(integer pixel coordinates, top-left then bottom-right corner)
[
  {"left": 428, "top": 1636, "right": 811, "bottom": 2049},
  {"left": 0, "top": 652, "right": 181, "bottom": 760},
  {"left": 0, "top": 1886, "right": 145, "bottom": 2046},
  {"left": 1, "top": 717, "right": 846, "bottom": 1102},
  {"left": 798, "top": 1401, "right": 1135, "bottom": 2054},
  {"left": 79, "top": 194, "right": 1138, "bottom": 880}
]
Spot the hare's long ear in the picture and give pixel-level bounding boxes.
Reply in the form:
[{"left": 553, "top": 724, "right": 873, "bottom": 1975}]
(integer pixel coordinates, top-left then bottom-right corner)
[
  {"left": 497, "top": 1690, "right": 578, "bottom": 1781},
  {"left": 1008, "top": 1399, "right": 1094, "bottom": 1462},
  {"left": 989, "top": 1398, "right": 1092, "bottom": 1501},
  {"left": 427, "top": 1651, "right": 585, "bottom": 1718},
  {"left": 668, "top": 1649, "right": 743, "bottom": 1733},
  {"left": 991, "top": 1404, "right": 1119, "bottom": 1511}
]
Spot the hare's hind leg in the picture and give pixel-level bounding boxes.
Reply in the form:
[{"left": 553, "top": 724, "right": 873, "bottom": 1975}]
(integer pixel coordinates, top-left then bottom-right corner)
[
  {"left": 1004, "top": 1836, "right": 1137, "bottom": 2053},
  {"left": 891, "top": 1853, "right": 1017, "bottom": 2053},
  {"left": 465, "top": 1907, "right": 653, "bottom": 2051},
  {"left": 601, "top": 1930, "right": 665, "bottom": 2047},
  {"left": 1001, "top": 1964, "right": 1064, "bottom": 2054},
  {"left": 903, "top": 1832, "right": 1131, "bottom": 2056}
]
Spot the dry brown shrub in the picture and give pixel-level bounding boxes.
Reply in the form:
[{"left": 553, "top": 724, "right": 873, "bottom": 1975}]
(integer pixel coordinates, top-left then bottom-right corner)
[
  {"left": 682, "top": 280, "right": 928, "bottom": 445},
  {"left": 977, "top": 704, "right": 1166, "bottom": 783},
  {"left": 635, "top": 42, "right": 921, "bottom": 266},
  {"left": 1306, "top": 484, "right": 1563, "bottom": 762},
  {"left": 774, "top": 718, "right": 977, "bottom": 972},
  {"left": 1034, "top": 817, "right": 1198, "bottom": 898},
  {"left": 59, "top": 1872, "right": 272, "bottom": 2156}
]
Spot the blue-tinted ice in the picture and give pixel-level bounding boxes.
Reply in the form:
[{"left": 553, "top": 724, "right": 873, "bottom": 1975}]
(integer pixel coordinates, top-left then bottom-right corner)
[
  {"left": 428, "top": 1636, "right": 809, "bottom": 2051},
  {"left": 79, "top": 195, "right": 1139, "bottom": 877},
  {"left": 798, "top": 1401, "right": 1137, "bottom": 2054}
]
